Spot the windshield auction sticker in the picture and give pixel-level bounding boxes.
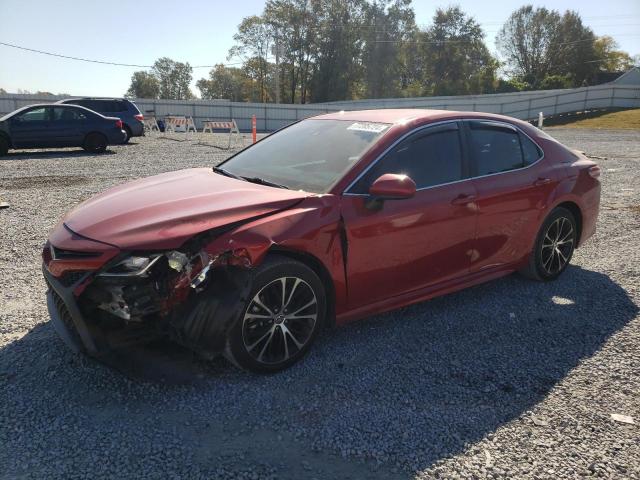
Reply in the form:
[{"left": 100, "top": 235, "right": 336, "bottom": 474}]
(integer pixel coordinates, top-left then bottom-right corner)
[{"left": 347, "top": 122, "right": 389, "bottom": 134}]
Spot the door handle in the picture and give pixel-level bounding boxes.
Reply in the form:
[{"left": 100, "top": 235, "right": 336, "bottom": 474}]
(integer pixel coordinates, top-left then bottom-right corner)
[
  {"left": 451, "top": 194, "right": 476, "bottom": 206},
  {"left": 533, "top": 177, "right": 552, "bottom": 186}
]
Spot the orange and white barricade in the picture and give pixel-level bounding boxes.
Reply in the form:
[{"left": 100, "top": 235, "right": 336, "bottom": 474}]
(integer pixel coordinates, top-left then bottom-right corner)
[
  {"left": 186, "top": 116, "right": 197, "bottom": 134},
  {"left": 164, "top": 116, "right": 188, "bottom": 133},
  {"left": 202, "top": 119, "right": 242, "bottom": 149},
  {"left": 143, "top": 116, "right": 160, "bottom": 134}
]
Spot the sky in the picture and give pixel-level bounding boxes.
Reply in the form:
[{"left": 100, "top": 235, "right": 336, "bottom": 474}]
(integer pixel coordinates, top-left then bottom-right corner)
[{"left": 0, "top": 0, "right": 638, "bottom": 97}]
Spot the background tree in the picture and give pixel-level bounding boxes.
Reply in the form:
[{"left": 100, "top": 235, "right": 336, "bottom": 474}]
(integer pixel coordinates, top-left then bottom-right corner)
[
  {"left": 309, "top": 0, "right": 365, "bottom": 102},
  {"left": 151, "top": 57, "right": 193, "bottom": 100},
  {"left": 418, "top": 7, "right": 498, "bottom": 95},
  {"left": 229, "top": 16, "right": 273, "bottom": 102},
  {"left": 594, "top": 36, "right": 636, "bottom": 72},
  {"left": 125, "top": 71, "right": 160, "bottom": 98},
  {"left": 496, "top": 6, "right": 562, "bottom": 87},
  {"left": 264, "top": 0, "right": 316, "bottom": 103},
  {"left": 549, "top": 10, "right": 599, "bottom": 85},
  {"left": 360, "top": 0, "right": 416, "bottom": 99},
  {"left": 196, "top": 64, "right": 246, "bottom": 101}
]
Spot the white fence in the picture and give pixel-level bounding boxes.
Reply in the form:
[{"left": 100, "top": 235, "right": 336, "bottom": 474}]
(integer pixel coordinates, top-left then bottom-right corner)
[{"left": 1, "top": 84, "right": 638, "bottom": 132}]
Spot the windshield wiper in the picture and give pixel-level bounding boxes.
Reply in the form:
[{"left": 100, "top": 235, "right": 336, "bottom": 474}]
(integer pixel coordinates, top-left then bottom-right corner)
[
  {"left": 241, "top": 176, "right": 290, "bottom": 189},
  {"left": 212, "top": 166, "right": 244, "bottom": 180}
]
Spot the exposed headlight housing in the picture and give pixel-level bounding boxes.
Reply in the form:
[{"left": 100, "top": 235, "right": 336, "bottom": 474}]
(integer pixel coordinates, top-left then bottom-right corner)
[{"left": 97, "top": 255, "right": 161, "bottom": 277}]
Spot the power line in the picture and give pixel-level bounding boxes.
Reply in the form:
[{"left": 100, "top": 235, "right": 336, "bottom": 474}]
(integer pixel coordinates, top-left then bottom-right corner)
[
  {"left": 0, "top": 41, "right": 243, "bottom": 69},
  {"left": 2, "top": 29, "right": 638, "bottom": 69}
]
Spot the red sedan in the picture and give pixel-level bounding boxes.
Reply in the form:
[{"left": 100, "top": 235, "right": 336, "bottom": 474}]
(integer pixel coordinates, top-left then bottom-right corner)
[{"left": 42, "top": 110, "right": 601, "bottom": 373}]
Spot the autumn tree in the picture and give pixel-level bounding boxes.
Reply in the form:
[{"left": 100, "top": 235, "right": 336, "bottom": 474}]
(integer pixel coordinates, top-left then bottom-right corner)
[{"left": 594, "top": 36, "right": 635, "bottom": 72}]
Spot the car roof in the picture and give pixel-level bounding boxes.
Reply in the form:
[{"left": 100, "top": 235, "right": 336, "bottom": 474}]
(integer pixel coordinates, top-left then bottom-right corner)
[
  {"left": 0, "top": 103, "right": 106, "bottom": 121},
  {"left": 313, "top": 108, "right": 528, "bottom": 127},
  {"left": 57, "top": 97, "right": 128, "bottom": 103}
]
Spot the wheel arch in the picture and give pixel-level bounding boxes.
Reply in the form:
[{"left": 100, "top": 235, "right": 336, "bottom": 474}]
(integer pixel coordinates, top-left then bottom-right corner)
[
  {"left": 552, "top": 200, "right": 583, "bottom": 246},
  {"left": 0, "top": 131, "right": 12, "bottom": 148},
  {"left": 84, "top": 130, "right": 107, "bottom": 138},
  {"left": 266, "top": 246, "right": 336, "bottom": 328}
]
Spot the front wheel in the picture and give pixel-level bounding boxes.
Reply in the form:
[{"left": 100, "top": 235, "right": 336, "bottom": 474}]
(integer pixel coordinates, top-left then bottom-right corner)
[
  {"left": 82, "top": 133, "right": 107, "bottom": 153},
  {"left": 521, "top": 207, "right": 577, "bottom": 281},
  {"left": 225, "top": 256, "right": 326, "bottom": 373}
]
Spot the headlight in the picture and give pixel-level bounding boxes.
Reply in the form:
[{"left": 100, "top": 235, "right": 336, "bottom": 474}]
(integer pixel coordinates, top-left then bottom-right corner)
[{"left": 97, "top": 255, "right": 161, "bottom": 277}]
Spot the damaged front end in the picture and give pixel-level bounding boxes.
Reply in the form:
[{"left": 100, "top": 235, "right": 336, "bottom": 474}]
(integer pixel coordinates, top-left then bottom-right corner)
[{"left": 43, "top": 237, "right": 254, "bottom": 359}]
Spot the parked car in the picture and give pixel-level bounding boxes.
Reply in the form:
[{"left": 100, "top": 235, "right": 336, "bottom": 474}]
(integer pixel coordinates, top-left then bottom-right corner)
[
  {"left": 57, "top": 98, "right": 144, "bottom": 143},
  {"left": 42, "top": 109, "right": 601, "bottom": 373},
  {"left": 0, "top": 104, "right": 126, "bottom": 155}
]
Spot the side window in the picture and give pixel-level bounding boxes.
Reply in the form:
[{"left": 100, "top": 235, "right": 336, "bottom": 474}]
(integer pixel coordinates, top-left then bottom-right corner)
[
  {"left": 52, "top": 107, "right": 87, "bottom": 122},
  {"left": 520, "top": 133, "right": 543, "bottom": 166},
  {"left": 351, "top": 126, "right": 463, "bottom": 193},
  {"left": 15, "top": 107, "right": 48, "bottom": 122},
  {"left": 468, "top": 124, "right": 524, "bottom": 176},
  {"left": 115, "top": 101, "right": 128, "bottom": 112}
]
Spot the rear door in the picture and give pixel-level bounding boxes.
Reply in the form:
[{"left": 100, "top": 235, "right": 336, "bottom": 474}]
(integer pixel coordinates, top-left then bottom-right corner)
[
  {"left": 50, "top": 107, "right": 89, "bottom": 146},
  {"left": 341, "top": 122, "right": 478, "bottom": 309},
  {"left": 464, "top": 120, "right": 561, "bottom": 272}
]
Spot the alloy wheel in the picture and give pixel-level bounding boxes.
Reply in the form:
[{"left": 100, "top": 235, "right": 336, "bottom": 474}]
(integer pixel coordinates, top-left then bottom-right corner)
[
  {"left": 540, "top": 216, "right": 575, "bottom": 275},
  {"left": 242, "top": 276, "right": 318, "bottom": 365}
]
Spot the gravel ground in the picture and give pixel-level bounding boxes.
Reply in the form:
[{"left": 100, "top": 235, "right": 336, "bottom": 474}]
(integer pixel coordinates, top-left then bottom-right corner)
[{"left": 0, "top": 129, "right": 638, "bottom": 479}]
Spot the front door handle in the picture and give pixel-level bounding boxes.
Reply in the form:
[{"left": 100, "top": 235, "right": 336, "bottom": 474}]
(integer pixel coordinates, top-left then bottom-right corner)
[
  {"left": 451, "top": 194, "right": 476, "bottom": 206},
  {"left": 533, "top": 177, "right": 552, "bottom": 186}
]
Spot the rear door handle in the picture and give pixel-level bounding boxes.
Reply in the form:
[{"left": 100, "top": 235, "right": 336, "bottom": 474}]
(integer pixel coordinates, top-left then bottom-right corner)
[
  {"left": 451, "top": 194, "right": 476, "bottom": 206},
  {"left": 533, "top": 177, "right": 552, "bottom": 186}
]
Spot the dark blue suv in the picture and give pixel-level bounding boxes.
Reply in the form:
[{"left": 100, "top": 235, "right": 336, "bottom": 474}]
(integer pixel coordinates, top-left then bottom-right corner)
[{"left": 57, "top": 98, "right": 144, "bottom": 143}]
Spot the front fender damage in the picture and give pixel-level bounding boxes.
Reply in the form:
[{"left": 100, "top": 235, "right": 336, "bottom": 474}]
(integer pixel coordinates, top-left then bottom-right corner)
[{"left": 75, "top": 246, "right": 256, "bottom": 358}]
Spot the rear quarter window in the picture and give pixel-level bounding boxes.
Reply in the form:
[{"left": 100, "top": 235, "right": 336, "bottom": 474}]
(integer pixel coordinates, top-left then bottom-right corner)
[{"left": 520, "top": 133, "right": 543, "bottom": 166}]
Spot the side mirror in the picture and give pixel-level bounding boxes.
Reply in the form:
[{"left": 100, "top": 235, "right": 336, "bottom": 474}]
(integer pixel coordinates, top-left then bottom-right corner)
[{"left": 366, "top": 173, "right": 416, "bottom": 210}]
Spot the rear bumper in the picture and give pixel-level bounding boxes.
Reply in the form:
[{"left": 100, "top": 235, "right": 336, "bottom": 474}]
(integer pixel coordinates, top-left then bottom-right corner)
[
  {"left": 128, "top": 121, "right": 145, "bottom": 137},
  {"left": 107, "top": 128, "right": 127, "bottom": 145}
]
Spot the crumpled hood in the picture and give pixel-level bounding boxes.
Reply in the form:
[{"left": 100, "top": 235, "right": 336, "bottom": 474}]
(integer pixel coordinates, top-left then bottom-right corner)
[{"left": 64, "top": 168, "right": 309, "bottom": 250}]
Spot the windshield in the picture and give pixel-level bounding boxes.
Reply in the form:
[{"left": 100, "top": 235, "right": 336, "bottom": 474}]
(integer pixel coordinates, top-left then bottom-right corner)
[{"left": 220, "top": 119, "right": 390, "bottom": 193}]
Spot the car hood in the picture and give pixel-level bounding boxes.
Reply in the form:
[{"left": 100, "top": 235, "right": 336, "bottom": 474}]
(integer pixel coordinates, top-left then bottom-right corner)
[{"left": 63, "top": 168, "right": 309, "bottom": 250}]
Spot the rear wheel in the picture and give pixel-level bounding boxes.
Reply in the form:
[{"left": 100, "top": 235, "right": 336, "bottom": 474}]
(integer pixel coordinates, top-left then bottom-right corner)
[
  {"left": 82, "top": 133, "right": 107, "bottom": 153},
  {"left": 0, "top": 136, "right": 8, "bottom": 156},
  {"left": 225, "top": 256, "right": 326, "bottom": 373},
  {"left": 122, "top": 126, "right": 132, "bottom": 144},
  {"left": 520, "top": 207, "right": 577, "bottom": 281}
]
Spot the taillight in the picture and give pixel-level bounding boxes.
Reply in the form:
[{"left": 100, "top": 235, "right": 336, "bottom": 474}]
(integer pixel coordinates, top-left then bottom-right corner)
[
  {"left": 588, "top": 165, "right": 601, "bottom": 179},
  {"left": 134, "top": 114, "right": 144, "bottom": 121},
  {"left": 115, "top": 119, "right": 123, "bottom": 129}
]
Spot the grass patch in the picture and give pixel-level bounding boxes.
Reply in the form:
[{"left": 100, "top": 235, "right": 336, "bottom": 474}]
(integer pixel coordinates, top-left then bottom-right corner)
[{"left": 552, "top": 108, "right": 640, "bottom": 130}]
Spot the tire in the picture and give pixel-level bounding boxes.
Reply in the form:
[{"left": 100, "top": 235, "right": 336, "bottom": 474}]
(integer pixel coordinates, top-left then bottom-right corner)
[
  {"left": 225, "top": 256, "right": 326, "bottom": 373},
  {"left": 82, "top": 133, "right": 107, "bottom": 153},
  {"left": 0, "top": 136, "right": 8, "bottom": 156},
  {"left": 122, "top": 126, "right": 132, "bottom": 144},
  {"left": 520, "top": 207, "right": 577, "bottom": 281}
]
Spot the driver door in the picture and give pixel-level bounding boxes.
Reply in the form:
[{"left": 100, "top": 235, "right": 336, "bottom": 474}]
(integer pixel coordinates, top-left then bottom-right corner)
[
  {"left": 340, "top": 122, "right": 479, "bottom": 310},
  {"left": 10, "top": 106, "right": 53, "bottom": 148}
]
